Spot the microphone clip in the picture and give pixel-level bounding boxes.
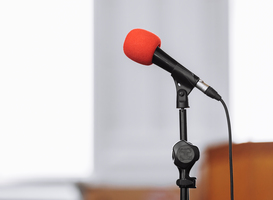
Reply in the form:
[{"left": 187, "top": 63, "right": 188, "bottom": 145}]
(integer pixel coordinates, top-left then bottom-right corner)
[{"left": 174, "top": 79, "right": 190, "bottom": 109}]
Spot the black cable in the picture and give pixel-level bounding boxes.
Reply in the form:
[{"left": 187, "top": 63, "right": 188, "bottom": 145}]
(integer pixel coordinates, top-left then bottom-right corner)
[{"left": 220, "top": 99, "right": 234, "bottom": 200}]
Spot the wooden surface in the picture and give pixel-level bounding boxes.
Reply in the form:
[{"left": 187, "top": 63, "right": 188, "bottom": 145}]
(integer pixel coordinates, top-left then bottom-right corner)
[
  {"left": 83, "top": 187, "right": 180, "bottom": 200},
  {"left": 194, "top": 142, "right": 273, "bottom": 200},
  {"left": 82, "top": 142, "right": 273, "bottom": 200}
]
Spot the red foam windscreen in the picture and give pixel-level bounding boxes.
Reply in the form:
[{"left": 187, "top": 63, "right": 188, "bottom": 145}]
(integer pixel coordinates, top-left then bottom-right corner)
[{"left": 123, "top": 29, "right": 161, "bottom": 65}]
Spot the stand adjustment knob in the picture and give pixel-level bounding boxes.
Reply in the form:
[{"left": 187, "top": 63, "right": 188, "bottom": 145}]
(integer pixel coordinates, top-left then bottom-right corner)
[
  {"left": 176, "top": 178, "right": 196, "bottom": 188},
  {"left": 172, "top": 140, "right": 200, "bottom": 170}
]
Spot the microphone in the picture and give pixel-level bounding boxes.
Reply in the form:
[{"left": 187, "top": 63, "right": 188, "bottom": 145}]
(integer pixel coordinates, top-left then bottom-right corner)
[{"left": 123, "top": 28, "right": 221, "bottom": 101}]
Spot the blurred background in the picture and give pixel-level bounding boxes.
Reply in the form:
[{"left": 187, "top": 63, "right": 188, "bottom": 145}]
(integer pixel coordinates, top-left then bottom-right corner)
[{"left": 1, "top": 0, "right": 273, "bottom": 199}]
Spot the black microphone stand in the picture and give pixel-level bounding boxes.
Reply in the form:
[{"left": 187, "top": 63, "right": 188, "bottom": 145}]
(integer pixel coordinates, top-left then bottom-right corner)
[{"left": 172, "top": 79, "right": 200, "bottom": 200}]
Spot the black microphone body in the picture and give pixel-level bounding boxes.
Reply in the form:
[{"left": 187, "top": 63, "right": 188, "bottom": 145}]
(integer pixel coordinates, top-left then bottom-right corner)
[
  {"left": 152, "top": 47, "right": 221, "bottom": 101},
  {"left": 153, "top": 47, "right": 199, "bottom": 90}
]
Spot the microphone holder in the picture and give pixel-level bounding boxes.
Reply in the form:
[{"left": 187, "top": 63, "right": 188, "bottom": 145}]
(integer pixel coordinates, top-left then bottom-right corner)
[{"left": 172, "top": 79, "right": 200, "bottom": 200}]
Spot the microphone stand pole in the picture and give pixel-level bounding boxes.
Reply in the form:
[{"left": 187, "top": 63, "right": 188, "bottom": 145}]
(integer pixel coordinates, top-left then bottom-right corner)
[{"left": 172, "top": 80, "right": 200, "bottom": 200}]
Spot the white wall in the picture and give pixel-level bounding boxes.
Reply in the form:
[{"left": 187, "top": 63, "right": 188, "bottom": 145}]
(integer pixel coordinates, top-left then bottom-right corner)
[
  {"left": 93, "top": 0, "right": 229, "bottom": 187},
  {"left": 0, "top": 0, "right": 93, "bottom": 199},
  {"left": 230, "top": 0, "right": 273, "bottom": 143},
  {"left": 0, "top": 0, "right": 93, "bottom": 184}
]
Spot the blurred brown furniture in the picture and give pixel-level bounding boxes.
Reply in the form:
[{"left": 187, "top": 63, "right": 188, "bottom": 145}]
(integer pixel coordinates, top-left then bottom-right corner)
[
  {"left": 82, "top": 142, "right": 273, "bottom": 200},
  {"left": 83, "top": 187, "right": 180, "bottom": 200},
  {"left": 194, "top": 142, "right": 273, "bottom": 200}
]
